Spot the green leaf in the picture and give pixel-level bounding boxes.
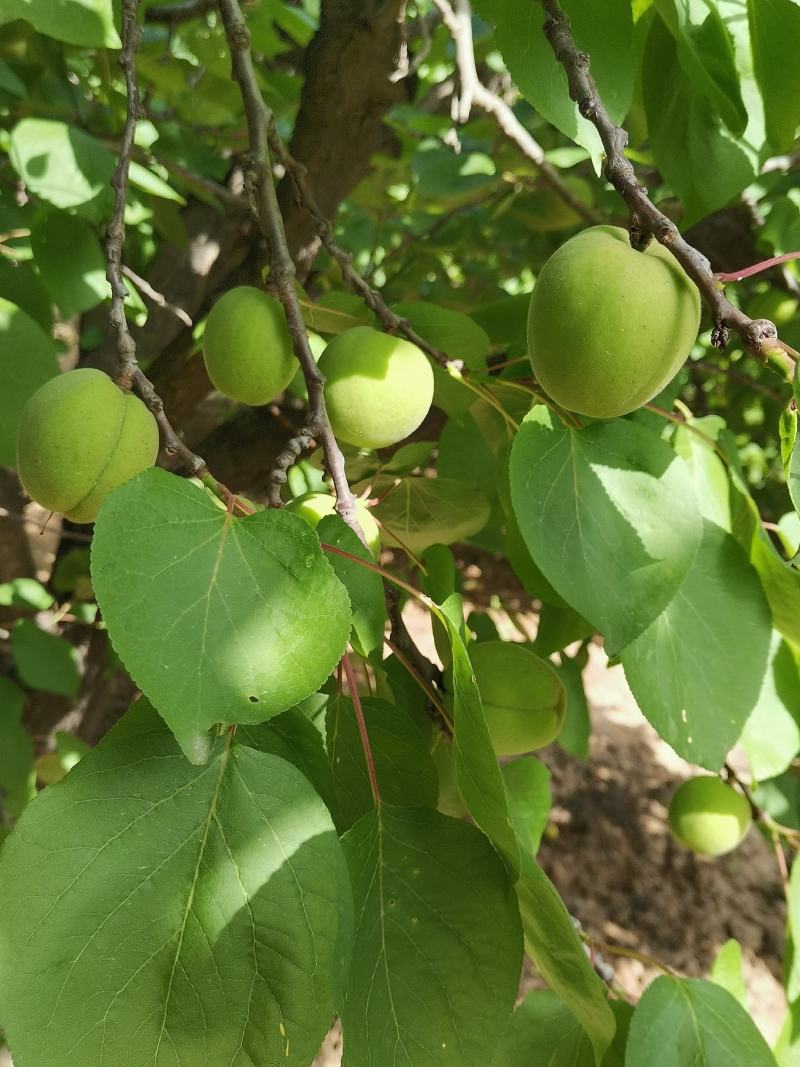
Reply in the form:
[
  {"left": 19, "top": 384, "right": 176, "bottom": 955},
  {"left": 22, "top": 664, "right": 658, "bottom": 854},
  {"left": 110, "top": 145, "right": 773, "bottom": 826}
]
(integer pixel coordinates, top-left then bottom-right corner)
[
  {"left": 9, "top": 119, "right": 115, "bottom": 210},
  {"left": 621, "top": 520, "right": 771, "bottom": 770},
  {"left": 0, "top": 259, "right": 52, "bottom": 332},
  {"left": 0, "top": 577, "right": 54, "bottom": 611},
  {"left": 474, "top": 0, "right": 634, "bottom": 158},
  {"left": 515, "top": 852, "right": 616, "bottom": 1063},
  {"left": 298, "top": 295, "right": 372, "bottom": 335},
  {"left": 0, "top": 0, "right": 120, "bottom": 47},
  {"left": 672, "top": 419, "right": 732, "bottom": 532},
  {"left": 128, "top": 160, "right": 187, "bottom": 204},
  {"left": 510, "top": 408, "right": 702, "bottom": 654},
  {"left": 440, "top": 598, "right": 520, "bottom": 872},
  {"left": 788, "top": 854, "right": 800, "bottom": 1001},
  {"left": 491, "top": 990, "right": 630, "bottom": 1066},
  {"left": 0, "top": 701, "right": 350, "bottom": 1066},
  {"left": 318, "top": 513, "right": 386, "bottom": 657},
  {"left": 642, "top": 14, "right": 756, "bottom": 224},
  {"left": 0, "top": 676, "right": 33, "bottom": 792},
  {"left": 749, "top": 0, "right": 800, "bottom": 152},
  {"left": 655, "top": 0, "right": 748, "bottom": 134},
  {"left": 776, "top": 998, "right": 800, "bottom": 1066},
  {"left": 374, "top": 476, "right": 492, "bottom": 557},
  {"left": 32, "top": 211, "right": 109, "bottom": 318},
  {"left": 326, "top": 694, "right": 438, "bottom": 829},
  {"left": 555, "top": 650, "right": 591, "bottom": 760},
  {"left": 91, "top": 468, "right": 352, "bottom": 763},
  {"left": 11, "top": 619, "right": 80, "bottom": 698},
  {"left": 393, "top": 301, "right": 489, "bottom": 370},
  {"left": 502, "top": 756, "right": 551, "bottom": 856},
  {"left": 625, "top": 976, "right": 776, "bottom": 1066},
  {"left": 341, "top": 804, "right": 523, "bottom": 1067},
  {"left": 238, "top": 706, "right": 341, "bottom": 830},
  {"left": 0, "top": 298, "right": 58, "bottom": 468},
  {"left": 741, "top": 634, "right": 800, "bottom": 781},
  {"left": 0, "top": 58, "right": 26, "bottom": 97},
  {"left": 710, "top": 939, "right": 748, "bottom": 1007}
]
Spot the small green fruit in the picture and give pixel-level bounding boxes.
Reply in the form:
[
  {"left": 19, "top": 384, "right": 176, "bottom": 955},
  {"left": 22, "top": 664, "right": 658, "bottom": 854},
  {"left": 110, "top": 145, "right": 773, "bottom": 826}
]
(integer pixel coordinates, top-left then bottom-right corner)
[
  {"left": 17, "top": 368, "right": 159, "bottom": 524},
  {"left": 668, "top": 776, "right": 751, "bottom": 857},
  {"left": 203, "top": 285, "right": 296, "bottom": 405},
  {"left": 528, "top": 225, "right": 701, "bottom": 418},
  {"left": 318, "top": 326, "right": 434, "bottom": 449},
  {"left": 286, "top": 491, "right": 381, "bottom": 558},
  {"left": 470, "top": 640, "right": 566, "bottom": 756}
]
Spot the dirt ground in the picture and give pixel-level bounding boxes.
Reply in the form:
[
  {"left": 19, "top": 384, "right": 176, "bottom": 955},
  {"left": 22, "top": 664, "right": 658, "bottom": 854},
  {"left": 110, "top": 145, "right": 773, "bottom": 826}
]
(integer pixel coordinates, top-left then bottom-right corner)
[{"left": 311, "top": 589, "right": 787, "bottom": 1066}]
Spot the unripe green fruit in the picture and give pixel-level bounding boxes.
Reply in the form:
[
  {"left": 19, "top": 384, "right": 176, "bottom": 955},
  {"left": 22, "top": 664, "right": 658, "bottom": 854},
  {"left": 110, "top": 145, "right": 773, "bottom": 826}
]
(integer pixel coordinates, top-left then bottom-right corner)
[
  {"left": 286, "top": 491, "right": 381, "bottom": 558},
  {"left": 203, "top": 285, "right": 296, "bottom": 405},
  {"left": 470, "top": 640, "right": 566, "bottom": 756},
  {"left": 528, "top": 225, "right": 701, "bottom": 418},
  {"left": 16, "top": 368, "right": 159, "bottom": 524},
  {"left": 668, "top": 776, "right": 751, "bottom": 857},
  {"left": 317, "top": 326, "right": 434, "bottom": 449}
]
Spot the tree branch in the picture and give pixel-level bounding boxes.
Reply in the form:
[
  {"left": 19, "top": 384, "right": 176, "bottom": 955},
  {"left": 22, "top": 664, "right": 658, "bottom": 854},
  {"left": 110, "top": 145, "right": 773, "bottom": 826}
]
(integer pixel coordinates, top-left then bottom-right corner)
[
  {"left": 538, "top": 0, "right": 795, "bottom": 379},
  {"left": 217, "top": 0, "right": 363, "bottom": 534},
  {"left": 145, "top": 0, "right": 214, "bottom": 24},
  {"left": 105, "top": 0, "right": 208, "bottom": 477},
  {"left": 433, "top": 0, "right": 600, "bottom": 226}
]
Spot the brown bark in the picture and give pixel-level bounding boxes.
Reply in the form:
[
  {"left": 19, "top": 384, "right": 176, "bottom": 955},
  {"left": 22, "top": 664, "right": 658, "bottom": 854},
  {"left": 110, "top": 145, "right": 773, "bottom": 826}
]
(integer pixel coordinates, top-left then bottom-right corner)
[{"left": 279, "top": 0, "right": 409, "bottom": 276}]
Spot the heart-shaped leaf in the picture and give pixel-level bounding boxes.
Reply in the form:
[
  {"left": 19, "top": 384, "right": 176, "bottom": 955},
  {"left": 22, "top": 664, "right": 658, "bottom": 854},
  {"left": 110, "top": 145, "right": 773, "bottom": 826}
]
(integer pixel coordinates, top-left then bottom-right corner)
[
  {"left": 0, "top": 700, "right": 351, "bottom": 1067},
  {"left": 510, "top": 408, "right": 702, "bottom": 654},
  {"left": 92, "top": 469, "right": 351, "bottom": 762}
]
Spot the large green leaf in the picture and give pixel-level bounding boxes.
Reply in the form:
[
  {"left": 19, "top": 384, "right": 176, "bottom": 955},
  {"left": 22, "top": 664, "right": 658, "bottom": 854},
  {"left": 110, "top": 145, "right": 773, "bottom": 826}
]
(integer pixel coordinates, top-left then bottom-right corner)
[
  {"left": 0, "top": 701, "right": 351, "bottom": 1067},
  {"left": 32, "top": 211, "right": 109, "bottom": 318},
  {"left": 11, "top": 619, "right": 81, "bottom": 698},
  {"left": 509, "top": 408, "right": 702, "bottom": 654},
  {"left": 741, "top": 633, "right": 800, "bottom": 781},
  {"left": 515, "top": 853, "right": 616, "bottom": 1064},
  {"left": 621, "top": 520, "right": 771, "bottom": 769},
  {"left": 91, "top": 469, "right": 351, "bottom": 763},
  {"left": 0, "top": 298, "right": 58, "bottom": 468},
  {"left": 326, "top": 694, "right": 438, "bottom": 829},
  {"left": 374, "top": 476, "right": 491, "bottom": 557},
  {"left": 501, "top": 756, "right": 551, "bottom": 856},
  {"left": 318, "top": 513, "right": 386, "bottom": 657},
  {"left": 9, "top": 119, "right": 115, "bottom": 210},
  {"left": 491, "top": 990, "right": 631, "bottom": 1066},
  {"left": 0, "top": 676, "right": 33, "bottom": 793},
  {"left": 642, "top": 13, "right": 756, "bottom": 224},
  {"left": 341, "top": 804, "right": 523, "bottom": 1067},
  {"left": 474, "top": 0, "right": 634, "bottom": 157},
  {"left": 238, "top": 706, "right": 341, "bottom": 829},
  {"left": 0, "top": 0, "right": 120, "bottom": 47},
  {"left": 656, "top": 0, "right": 747, "bottom": 134},
  {"left": 625, "top": 976, "right": 776, "bottom": 1066},
  {"left": 748, "top": 0, "right": 800, "bottom": 152},
  {"left": 440, "top": 597, "right": 520, "bottom": 872}
]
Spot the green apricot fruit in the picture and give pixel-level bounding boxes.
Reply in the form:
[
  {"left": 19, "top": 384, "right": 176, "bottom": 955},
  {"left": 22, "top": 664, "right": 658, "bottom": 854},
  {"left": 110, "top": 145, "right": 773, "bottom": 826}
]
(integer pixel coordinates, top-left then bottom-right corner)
[
  {"left": 203, "top": 285, "right": 296, "bottom": 405},
  {"left": 16, "top": 368, "right": 159, "bottom": 524},
  {"left": 528, "top": 225, "right": 701, "bottom": 418},
  {"left": 668, "top": 776, "right": 751, "bottom": 857},
  {"left": 317, "top": 326, "right": 434, "bottom": 449},
  {"left": 286, "top": 491, "right": 381, "bottom": 558},
  {"left": 470, "top": 640, "right": 566, "bottom": 756}
]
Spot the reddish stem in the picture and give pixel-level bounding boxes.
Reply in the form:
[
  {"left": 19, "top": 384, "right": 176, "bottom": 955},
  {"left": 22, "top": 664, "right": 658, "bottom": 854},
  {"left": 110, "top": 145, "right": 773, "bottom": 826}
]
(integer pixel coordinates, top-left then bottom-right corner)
[
  {"left": 342, "top": 651, "right": 382, "bottom": 806},
  {"left": 715, "top": 251, "right": 800, "bottom": 283}
]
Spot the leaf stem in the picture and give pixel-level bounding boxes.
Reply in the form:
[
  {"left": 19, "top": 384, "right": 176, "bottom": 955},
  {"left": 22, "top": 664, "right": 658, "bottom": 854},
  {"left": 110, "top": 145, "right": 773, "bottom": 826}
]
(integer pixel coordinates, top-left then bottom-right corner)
[
  {"left": 384, "top": 636, "right": 454, "bottom": 734},
  {"left": 342, "top": 651, "right": 382, "bottom": 806}
]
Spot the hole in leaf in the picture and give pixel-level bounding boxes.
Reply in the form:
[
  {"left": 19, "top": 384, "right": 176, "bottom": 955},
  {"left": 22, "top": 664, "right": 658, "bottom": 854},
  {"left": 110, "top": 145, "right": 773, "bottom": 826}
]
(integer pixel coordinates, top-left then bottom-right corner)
[{"left": 248, "top": 695, "right": 259, "bottom": 703}]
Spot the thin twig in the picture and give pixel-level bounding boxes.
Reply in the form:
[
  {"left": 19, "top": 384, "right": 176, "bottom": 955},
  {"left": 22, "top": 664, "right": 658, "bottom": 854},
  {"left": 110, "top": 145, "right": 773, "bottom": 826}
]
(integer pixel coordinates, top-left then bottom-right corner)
[
  {"left": 104, "top": 0, "right": 208, "bottom": 477},
  {"left": 342, "top": 651, "right": 382, "bottom": 806},
  {"left": 122, "top": 265, "right": 193, "bottom": 326},
  {"left": 217, "top": 0, "right": 363, "bottom": 534},
  {"left": 433, "top": 0, "right": 600, "bottom": 226},
  {"left": 539, "top": 0, "right": 795, "bottom": 379}
]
